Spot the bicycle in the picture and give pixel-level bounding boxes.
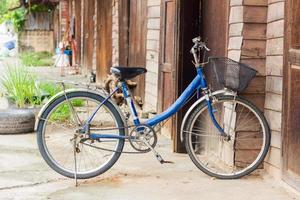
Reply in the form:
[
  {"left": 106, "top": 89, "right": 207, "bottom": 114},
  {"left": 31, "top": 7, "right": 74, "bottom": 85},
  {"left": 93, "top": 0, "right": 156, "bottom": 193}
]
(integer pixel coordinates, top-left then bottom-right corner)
[{"left": 36, "top": 37, "right": 270, "bottom": 182}]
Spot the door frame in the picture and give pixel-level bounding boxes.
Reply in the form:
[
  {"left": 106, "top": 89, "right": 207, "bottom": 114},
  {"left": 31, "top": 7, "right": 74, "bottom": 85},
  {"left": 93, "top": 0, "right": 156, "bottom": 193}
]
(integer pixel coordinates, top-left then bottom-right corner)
[
  {"left": 158, "top": 0, "right": 202, "bottom": 152},
  {"left": 157, "top": 0, "right": 179, "bottom": 144},
  {"left": 282, "top": 0, "right": 300, "bottom": 190}
]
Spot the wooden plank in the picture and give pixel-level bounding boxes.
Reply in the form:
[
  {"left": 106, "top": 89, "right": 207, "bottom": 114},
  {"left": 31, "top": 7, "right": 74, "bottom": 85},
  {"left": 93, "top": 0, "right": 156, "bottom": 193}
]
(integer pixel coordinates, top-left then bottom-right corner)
[
  {"left": 235, "top": 149, "right": 261, "bottom": 163},
  {"left": 243, "top": 0, "right": 267, "bottom": 6},
  {"left": 243, "top": 76, "right": 266, "bottom": 94},
  {"left": 235, "top": 132, "right": 263, "bottom": 149},
  {"left": 241, "top": 39, "right": 266, "bottom": 58},
  {"left": 243, "top": 23, "right": 267, "bottom": 40},
  {"left": 240, "top": 93, "right": 265, "bottom": 111},
  {"left": 82, "top": 0, "right": 95, "bottom": 73},
  {"left": 118, "top": 0, "right": 129, "bottom": 66},
  {"left": 74, "top": 0, "right": 82, "bottom": 65},
  {"left": 96, "top": 0, "right": 112, "bottom": 81},
  {"left": 127, "top": 0, "right": 147, "bottom": 100},
  {"left": 243, "top": 6, "right": 267, "bottom": 23},
  {"left": 240, "top": 58, "right": 266, "bottom": 75},
  {"left": 291, "top": 0, "right": 300, "bottom": 48}
]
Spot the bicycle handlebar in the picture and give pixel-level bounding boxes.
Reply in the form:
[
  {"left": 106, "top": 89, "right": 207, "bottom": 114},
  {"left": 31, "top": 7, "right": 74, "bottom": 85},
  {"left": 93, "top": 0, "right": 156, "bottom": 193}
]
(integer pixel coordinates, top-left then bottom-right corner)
[{"left": 190, "top": 36, "right": 210, "bottom": 66}]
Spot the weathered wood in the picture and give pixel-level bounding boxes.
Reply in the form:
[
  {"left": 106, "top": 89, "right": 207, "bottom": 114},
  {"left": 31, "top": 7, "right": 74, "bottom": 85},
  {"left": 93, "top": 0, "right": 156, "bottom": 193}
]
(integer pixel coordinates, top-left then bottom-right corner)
[
  {"left": 74, "top": 0, "right": 82, "bottom": 65},
  {"left": 243, "top": 6, "right": 267, "bottom": 23},
  {"left": 118, "top": 0, "right": 129, "bottom": 66},
  {"left": 241, "top": 39, "right": 266, "bottom": 58},
  {"left": 243, "top": 76, "right": 266, "bottom": 94},
  {"left": 96, "top": 0, "right": 112, "bottom": 81},
  {"left": 240, "top": 93, "right": 265, "bottom": 111},
  {"left": 24, "top": 12, "right": 54, "bottom": 31},
  {"left": 159, "top": 0, "right": 176, "bottom": 140},
  {"left": 127, "top": 0, "right": 147, "bottom": 100},
  {"left": 289, "top": 49, "right": 300, "bottom": 65},
  {"left": 240, "top": 58, "right": 266, "bottom": 75},
  {"left": 243, "top": 23, "right": 266, "bottom": 40},
  {"left": 235, "top": 149, "right": 261, "bottom": 163},
  {"left": 235, "top": 133, "right": 263, "bottom": 149},
  {"left": 82, "top": 0, "right": 95, "bottom": 73},
  {"left": 243, "top": 0, "right": 267, "bottom": 6},
  {"left": 291, "top": 1, "right": 300, "bottom": 48}
]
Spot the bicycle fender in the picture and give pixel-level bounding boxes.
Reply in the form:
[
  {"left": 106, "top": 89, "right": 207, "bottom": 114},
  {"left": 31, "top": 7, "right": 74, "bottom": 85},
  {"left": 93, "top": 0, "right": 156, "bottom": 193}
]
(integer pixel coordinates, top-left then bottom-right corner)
[
  {"left": 180, "top": 89, "right": 235, "bottom": 142},
  {"left": 35, "top": 88, "right": 128, "bottom": 134}
]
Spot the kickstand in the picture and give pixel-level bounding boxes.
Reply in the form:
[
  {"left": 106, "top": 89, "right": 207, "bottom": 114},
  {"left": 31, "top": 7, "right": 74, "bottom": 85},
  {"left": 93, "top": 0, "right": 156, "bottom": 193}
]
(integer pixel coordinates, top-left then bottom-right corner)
[
  {"left": 73, "top": 136, "right": 78, "bottom": 187},
  {"left": 143, "top": 141, "right": 174, "bottom": 164}
]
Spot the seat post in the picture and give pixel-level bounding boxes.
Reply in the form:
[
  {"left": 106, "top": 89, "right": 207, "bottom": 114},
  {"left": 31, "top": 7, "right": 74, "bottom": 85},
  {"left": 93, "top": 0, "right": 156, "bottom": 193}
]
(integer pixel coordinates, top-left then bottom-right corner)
[{"left": 121, "top": 82, "right": 141, "bottom": 125}]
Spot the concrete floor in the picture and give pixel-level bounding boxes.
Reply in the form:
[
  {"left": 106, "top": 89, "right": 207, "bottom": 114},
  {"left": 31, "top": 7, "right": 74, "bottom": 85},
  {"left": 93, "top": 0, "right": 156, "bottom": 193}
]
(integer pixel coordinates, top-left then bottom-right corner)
[{"left": 0, "top": 133, "right": 299, "bottom": 200}]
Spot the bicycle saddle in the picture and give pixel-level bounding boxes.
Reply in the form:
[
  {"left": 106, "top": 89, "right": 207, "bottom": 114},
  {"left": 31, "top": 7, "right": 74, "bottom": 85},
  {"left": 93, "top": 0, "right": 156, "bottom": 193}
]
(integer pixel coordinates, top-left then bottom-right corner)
[{"left": 111, "top": 66, "right": 147, "bottom": 81}]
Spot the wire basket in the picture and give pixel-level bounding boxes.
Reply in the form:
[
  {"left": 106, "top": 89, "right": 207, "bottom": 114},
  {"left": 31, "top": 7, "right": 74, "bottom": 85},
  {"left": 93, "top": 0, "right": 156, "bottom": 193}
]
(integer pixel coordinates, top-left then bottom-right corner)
[{"left": 204, "top": 57, "right": 257, "bottom": 92}]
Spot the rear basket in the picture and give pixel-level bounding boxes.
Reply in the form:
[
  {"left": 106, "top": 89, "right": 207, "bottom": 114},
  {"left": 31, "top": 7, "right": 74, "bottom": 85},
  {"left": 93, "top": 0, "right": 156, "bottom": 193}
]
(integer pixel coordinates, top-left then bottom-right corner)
[{"left": 204, "top": 57, "right": 257, "bottom": 92}]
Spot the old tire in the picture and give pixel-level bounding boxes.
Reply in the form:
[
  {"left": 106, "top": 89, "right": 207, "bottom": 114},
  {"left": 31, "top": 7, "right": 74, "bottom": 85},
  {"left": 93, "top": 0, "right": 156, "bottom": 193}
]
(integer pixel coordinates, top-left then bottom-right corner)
[{"left": 0, "top": 109, "right": 35, "bottom": 134}]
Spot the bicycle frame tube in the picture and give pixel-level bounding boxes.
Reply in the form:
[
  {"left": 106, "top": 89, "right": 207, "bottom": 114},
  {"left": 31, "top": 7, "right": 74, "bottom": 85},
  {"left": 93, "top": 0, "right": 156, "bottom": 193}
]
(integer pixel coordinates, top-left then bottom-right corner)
[
  {"left": 88, "top": 67, "right": 225, "bottom": 140},
  {"left": 146, "top": 67, "right": 207, "bottom": 126}
]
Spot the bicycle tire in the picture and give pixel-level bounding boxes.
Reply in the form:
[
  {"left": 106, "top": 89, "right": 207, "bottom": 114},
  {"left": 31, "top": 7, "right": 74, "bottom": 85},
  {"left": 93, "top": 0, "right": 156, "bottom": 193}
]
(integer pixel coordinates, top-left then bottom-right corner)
[
  {"left": 184, "top": 95, "right": 270, "bottom": 179},
  {"left": 37, "top": 91, "right": 125, "bottom": 179}
]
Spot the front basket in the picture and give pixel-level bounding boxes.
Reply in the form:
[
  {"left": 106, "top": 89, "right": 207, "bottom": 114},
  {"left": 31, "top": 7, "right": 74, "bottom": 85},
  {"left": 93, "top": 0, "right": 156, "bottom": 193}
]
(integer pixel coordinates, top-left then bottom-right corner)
[{"left": 204, "top": 57, "right": 257, "bottom": 92}]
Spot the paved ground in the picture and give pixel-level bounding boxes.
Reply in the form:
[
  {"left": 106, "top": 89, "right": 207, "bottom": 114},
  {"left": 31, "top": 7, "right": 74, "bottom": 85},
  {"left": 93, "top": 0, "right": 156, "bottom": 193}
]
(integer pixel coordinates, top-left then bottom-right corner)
[
  {"left": 0, "top": 133, "right": 299, "bottom": 200},
  {"left": 0, "top": 57, "right": 89, "bottom": 84}
]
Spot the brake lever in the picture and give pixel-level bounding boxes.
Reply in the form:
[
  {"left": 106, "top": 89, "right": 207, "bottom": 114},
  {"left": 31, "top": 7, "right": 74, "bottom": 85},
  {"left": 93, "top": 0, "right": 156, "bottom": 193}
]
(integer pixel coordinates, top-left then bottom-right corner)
[{"left": 204, "top": 45, "right": 210, "bottom": 52}]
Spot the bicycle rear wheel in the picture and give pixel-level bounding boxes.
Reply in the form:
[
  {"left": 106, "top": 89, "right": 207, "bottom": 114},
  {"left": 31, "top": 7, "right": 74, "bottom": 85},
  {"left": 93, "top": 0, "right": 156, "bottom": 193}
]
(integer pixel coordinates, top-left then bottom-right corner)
[
  {"left": 184, "top": 95, "right": 270, "bottom": 179},
  {"left": 37, "top": 91, "right": 125, "bottom": 179}
]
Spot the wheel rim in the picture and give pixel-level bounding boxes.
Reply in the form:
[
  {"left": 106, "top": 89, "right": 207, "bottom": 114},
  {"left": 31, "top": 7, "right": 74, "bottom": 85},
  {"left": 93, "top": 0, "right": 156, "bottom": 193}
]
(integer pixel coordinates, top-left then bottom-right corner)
[
  {"left": 187, "top": 98, "right": 267, "bottom": 177},
  {"left": 41, "top": 96, "right": 122, "bottom": 176}
]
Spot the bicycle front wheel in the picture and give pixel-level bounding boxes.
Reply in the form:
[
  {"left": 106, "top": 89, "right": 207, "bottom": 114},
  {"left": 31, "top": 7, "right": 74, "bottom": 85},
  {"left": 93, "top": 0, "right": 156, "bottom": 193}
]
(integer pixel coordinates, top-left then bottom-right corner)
[
  {"left": 184, "top": 95, "right": 270, "bottom": 179},
  {"left": 37, "top": 91, "right": 125, "bottom": 179}
]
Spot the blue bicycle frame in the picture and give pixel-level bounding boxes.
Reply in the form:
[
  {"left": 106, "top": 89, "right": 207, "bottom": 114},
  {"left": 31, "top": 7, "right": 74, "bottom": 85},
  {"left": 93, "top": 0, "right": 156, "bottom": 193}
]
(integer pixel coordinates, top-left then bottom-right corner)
[{"left": 89, "top": 67, "right": 225, "bottom": 140}]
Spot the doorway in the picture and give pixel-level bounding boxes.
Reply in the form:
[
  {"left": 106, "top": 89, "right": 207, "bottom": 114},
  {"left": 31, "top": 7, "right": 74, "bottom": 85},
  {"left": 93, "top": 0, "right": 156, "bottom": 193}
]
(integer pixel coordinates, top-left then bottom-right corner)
[{"left": 158, "top": 0, "right": 229, "bottom": 152}]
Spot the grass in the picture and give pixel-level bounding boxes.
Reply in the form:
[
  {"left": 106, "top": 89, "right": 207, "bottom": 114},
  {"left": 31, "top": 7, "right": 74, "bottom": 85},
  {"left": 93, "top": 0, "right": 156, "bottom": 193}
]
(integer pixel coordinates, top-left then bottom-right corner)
[
  {"left": 0, "top": 63, "right": 85, "bottom": 121},
  {"left": 0, "top": 64, "right": 40, "bottom": 107},
  {"left": 0, "top": 64, "right": 62, "bottom": 108},
  {"left": 50, "top": 100, "right": 85, "bottom": 122},
  {"left": 20, "top": 51, "right": 53, "bottom": 67}
]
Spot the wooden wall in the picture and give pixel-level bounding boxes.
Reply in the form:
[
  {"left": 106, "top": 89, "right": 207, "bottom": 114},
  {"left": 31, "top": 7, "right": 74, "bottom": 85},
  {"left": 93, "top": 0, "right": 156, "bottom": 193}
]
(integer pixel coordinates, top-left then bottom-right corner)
[
  {"left": 264, "top": 0, "right": 285, "bottom": 179},
  {"left": 227, "top": 0, "right": 268, "bottom": 167}
]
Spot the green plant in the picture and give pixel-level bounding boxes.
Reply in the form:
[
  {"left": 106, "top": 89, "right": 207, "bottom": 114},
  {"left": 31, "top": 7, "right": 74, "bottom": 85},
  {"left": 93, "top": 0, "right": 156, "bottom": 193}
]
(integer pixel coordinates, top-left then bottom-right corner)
[
  {"left": 20, "top": 51, "right": 53, "bottom": 67},
  {"left": 39, "top": 82, "right": 61, "bottom": 97},
  {"left": 50, "top": 100, "right": 84, "bottom": 122},
  {"left": 0, "top": 64, "right": 40, "bottom": 108},
  {"left": 50, "top": 104, "right": 71, "bottom": 122}
]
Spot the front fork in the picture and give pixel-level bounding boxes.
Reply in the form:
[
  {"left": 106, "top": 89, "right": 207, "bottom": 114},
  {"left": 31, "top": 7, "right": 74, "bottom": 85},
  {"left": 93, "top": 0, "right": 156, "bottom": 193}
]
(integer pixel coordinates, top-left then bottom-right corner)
[{"left": 203, "top": 89, "right": 227, "bottom": 137}]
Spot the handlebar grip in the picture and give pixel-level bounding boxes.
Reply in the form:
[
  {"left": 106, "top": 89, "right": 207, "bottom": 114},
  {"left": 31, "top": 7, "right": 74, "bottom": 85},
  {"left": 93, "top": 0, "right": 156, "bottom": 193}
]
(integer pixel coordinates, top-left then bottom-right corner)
[{"left": 192, "top": 36, "right": 201, "bottom": 44}]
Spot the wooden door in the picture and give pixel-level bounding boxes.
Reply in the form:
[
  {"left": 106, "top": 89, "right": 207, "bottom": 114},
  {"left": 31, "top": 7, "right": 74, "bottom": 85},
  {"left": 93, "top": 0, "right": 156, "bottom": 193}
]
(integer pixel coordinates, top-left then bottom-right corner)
[
  {"left": 282, "top": 0, "right": 300, "bottom": 190},
  {"left": 169, "top": 0, "right": 227, "bottom": 152},
  {"left": 82, "top": 0, "right": 95, "bottom": 74},
  {"left": 159, "top": 0, "right": 177, "bottom": 139},
  {"left": 201, "top": 0, "right": 228, "bottom": 57},
  {"left": 74, "top": 0, "right": 82, "bottom": 66},
  {"left": 118, "top": 0, "right": 147, "bottom": 100},
  {"left": 128, "top": 0, "right": 147, "bottom": 99},
  {"left": 96, "top": 0, "right": 112, "bottom": 81}
]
